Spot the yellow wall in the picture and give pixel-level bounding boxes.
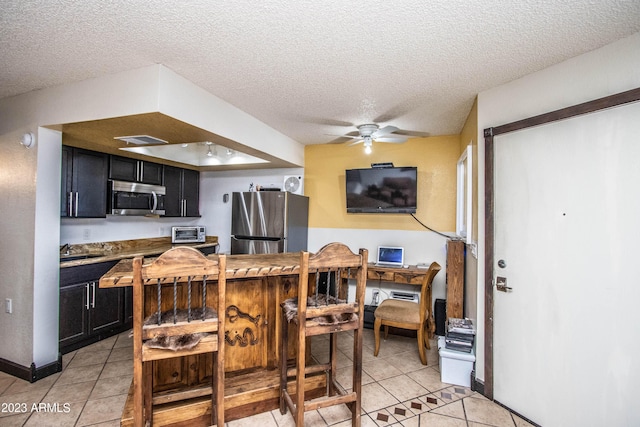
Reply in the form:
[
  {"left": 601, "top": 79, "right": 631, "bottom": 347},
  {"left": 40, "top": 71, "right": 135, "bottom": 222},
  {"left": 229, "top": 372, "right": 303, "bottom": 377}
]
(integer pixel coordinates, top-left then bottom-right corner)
[{"left": 305, "top": 135, "right": 460, "bottom": 231}]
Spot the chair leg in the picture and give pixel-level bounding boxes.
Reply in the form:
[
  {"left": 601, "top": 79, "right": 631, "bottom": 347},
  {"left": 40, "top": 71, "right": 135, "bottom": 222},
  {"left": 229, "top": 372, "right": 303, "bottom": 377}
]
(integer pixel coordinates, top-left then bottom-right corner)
[
  {"left": 351, "top": 328, "right": 363, "bottom": 426},
  {"left": 211, "top": 352, "right": 217, "bottom": 425},
  {"left": 143, "top": 362, "right": 153, "bottom": 425},
  {"left": 424, "top": 322, "right": 431, "bottom": 350},
  {"left": 133, "top": 356, "right": 143, "bottom": 427},
  {"left": 373, "top": 317, "right": 381, "bottom": 357},
  {"left": 328, "top": 333, "right": 338, "bottom": 396},
  {"left": 295, "top": 324, "right": 306, "bottom": 426},
  {"left": 280, "top": 311, "right": 288, "bottom": 414},
  {"left": 417, "top": 327, "right": 427, "bottom": 365}
]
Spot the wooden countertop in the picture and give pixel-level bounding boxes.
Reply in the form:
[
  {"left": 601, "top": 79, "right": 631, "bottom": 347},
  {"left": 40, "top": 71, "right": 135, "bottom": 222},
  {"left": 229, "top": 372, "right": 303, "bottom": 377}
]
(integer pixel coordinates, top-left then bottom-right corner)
[
  {"left": 60, "top": 237, "right": 218, "bottom": 268},
  {"left": 100, "top": 252, "right": 301, "bottom": 288}
]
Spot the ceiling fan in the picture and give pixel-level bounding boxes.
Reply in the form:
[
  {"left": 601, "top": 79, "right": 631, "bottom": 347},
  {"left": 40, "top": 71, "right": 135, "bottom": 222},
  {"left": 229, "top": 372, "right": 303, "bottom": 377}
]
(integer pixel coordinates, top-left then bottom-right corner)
[{"left": 343, "top": 124, "right": 408, "bottom": 154}]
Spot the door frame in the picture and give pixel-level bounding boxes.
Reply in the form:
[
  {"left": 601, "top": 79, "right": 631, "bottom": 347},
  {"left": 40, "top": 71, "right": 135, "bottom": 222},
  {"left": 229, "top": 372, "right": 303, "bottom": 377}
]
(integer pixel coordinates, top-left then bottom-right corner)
[{"left": 482, "top": 86, "right": 640, "bottom": 401}]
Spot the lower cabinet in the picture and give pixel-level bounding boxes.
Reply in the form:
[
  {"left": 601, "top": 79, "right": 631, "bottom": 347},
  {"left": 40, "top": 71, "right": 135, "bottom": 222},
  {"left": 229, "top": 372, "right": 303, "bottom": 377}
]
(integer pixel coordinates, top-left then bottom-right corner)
[{"left": 59, "top": 261, "right": 132, "bottom": 354}]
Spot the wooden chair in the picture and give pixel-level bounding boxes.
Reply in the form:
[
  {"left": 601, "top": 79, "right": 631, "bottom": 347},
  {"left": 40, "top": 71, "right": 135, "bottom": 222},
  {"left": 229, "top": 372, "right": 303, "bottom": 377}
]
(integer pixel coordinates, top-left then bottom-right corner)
[
  {"left": 373, "top": 262, "right": 440, "bottom": 365},
  {"left": 132, "top": 246, "right": 226, "bottom": 427},
  {"left": 279, "top": 243, "right": 368, "bottom": 426}
]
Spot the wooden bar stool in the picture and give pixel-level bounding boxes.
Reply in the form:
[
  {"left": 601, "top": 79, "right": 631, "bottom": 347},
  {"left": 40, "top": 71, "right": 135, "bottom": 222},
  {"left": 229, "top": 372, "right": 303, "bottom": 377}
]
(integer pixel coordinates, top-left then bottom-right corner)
[
  {"left": 132, "top": 246, "right": 226, "bottom": 427},
  {"left": 279, "top": 243, "right": 368, "bottom": 426}
]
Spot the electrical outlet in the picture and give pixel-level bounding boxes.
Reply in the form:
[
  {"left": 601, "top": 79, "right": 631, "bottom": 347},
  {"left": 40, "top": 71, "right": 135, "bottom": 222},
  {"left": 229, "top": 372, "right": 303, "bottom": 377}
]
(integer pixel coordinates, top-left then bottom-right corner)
[
  {"left": 5, "top": 298, "right": 12, "bottom": 314},
  {"left": 372, "top": 291, "right": 379, "bottom": 305},
  {"left": 82, "top": 228, "right": 91, "bottom": 240}
]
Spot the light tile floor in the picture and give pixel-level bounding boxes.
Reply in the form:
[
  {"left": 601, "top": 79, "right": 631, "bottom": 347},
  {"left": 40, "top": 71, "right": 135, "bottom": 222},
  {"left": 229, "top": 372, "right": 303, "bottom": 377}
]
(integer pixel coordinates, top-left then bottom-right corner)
[{"left": 0, "top": 329, "right": 534, "bottom": 426}]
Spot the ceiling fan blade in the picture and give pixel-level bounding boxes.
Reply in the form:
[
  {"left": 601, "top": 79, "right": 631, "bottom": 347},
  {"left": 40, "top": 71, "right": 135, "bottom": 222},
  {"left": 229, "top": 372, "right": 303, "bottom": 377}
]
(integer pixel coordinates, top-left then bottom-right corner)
[
  {"left": 374, "top": 136, "right": 407, "bottom": 143},
  {"left": 394, "top": 129, "right": 430, "bottom": 138},
  {"left": 373, "top": 125, "right": 399, "bottom": 138},
  {"left": 326, "top": 136, "right": 354, "bottom": 144},
  {"left": 348, "top": 139, "right": 364, "bottom": 146}
]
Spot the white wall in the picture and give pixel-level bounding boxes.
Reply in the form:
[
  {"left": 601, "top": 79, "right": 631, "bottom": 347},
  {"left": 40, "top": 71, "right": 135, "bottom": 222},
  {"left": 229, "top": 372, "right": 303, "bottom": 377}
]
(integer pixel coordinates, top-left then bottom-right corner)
[
  {"left": 199, "top": 168, "right": 304, "bottom": 253},
  {"left": 476, "top": 31, "right": 640, "bottom": 389}
]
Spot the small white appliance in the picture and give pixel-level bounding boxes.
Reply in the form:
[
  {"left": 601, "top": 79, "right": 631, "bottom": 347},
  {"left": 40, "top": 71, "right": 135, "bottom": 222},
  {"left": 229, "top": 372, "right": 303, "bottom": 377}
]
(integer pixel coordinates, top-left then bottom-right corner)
[
  {"left": 374, "top": 246, "right": 404, "bottom": 268},
  {"left": 171, "top": 226, "right": 206, "bottom": 243},
  {"left": 283, "top": 175, "right": 303, "bottom": 195}
]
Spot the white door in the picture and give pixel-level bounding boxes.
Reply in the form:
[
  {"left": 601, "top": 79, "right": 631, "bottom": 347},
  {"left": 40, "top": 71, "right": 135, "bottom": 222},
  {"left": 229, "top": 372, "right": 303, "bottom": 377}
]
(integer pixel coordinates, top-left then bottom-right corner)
[{"left": 493, "top": 101, "right": 640, "bottom": 426}]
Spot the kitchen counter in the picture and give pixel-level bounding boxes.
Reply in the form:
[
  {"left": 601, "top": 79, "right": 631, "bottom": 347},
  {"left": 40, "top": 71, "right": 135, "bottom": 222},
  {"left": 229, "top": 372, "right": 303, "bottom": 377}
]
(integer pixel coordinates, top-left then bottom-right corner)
[
  {"left": 99, "top": 251, "right": 325, "bottom": 425},
  {"left": 60, "top": 236, "right": 218, "bottom": 268}
]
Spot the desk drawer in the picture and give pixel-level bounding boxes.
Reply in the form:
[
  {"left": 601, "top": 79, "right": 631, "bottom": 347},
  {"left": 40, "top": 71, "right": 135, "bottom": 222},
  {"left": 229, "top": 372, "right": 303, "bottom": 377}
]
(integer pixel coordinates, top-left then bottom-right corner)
[
  {"left": 393, "top": 272, "right": 423, "bottom": 285},
  {"left": 367, "top": 270, "right": 395, "bottom": 282}
]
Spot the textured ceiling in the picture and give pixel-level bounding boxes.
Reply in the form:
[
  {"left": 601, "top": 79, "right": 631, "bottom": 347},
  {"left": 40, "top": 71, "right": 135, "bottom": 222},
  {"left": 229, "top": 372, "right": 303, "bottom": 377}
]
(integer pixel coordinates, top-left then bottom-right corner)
[{"left": 2, "top": 0, "right": 640, "bottom": 146}]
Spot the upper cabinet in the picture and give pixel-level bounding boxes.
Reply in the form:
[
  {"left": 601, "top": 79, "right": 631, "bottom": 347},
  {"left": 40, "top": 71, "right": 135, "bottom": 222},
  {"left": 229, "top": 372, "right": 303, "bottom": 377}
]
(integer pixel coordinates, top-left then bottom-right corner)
[
  {"left": 61, "top": 147, "right": 108, "bottom": 218},
  {"left": 109, "top": 156, "right": 163, "bottom": 185},
  {"left": 164, "top": 166, "right": 200, "bottom": 217}
]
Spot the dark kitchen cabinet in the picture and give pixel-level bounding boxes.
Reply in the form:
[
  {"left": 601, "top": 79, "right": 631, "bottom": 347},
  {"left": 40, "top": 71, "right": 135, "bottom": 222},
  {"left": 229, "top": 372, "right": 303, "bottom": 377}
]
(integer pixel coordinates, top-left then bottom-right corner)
[
  {"left": 61, "top": 146, "right": 108, "bottom": 218},
  {"left": 164, "top": 166, "right": 200, "bottom": 217},
  {"left": 109, "top": 155, "right": 164, "bottom": 185},
  {"left": 59, "top": 260, "right": 129, "bottom": 354}
]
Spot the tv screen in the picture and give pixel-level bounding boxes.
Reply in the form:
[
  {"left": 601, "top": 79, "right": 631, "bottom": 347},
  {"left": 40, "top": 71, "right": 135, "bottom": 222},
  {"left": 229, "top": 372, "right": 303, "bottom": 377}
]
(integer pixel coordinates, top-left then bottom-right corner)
[{"left": 346, "top": 167, "right": 417, "bottom": 213}]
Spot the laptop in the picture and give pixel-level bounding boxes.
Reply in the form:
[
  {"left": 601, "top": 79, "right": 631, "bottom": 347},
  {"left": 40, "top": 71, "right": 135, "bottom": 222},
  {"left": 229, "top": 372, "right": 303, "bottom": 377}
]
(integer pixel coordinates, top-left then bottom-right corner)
[{"left": 374, "top": 246, "right": 404, "bottom": 268}]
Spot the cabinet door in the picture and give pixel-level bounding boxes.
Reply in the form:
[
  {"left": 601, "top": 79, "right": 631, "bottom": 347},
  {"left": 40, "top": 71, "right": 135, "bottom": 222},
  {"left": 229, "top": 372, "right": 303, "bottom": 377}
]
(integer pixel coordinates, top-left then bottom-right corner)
[
  {"left": 60, "top": 146, "right": 73, "bottom": 217},
  {"left": 182, "top": 169, "right": 200, "bottom": 217},
  {"left": 110, "top": 156, "right": 163, "bottom": 185},
  {"left": 59, "top": 283, "right": 89, "bottom": 347},
  {"left": 124, "top": 287, "right": 133, "bottom": 326},
  {"left": 89, "top": 283, "right": 125, "bottom": 335},
  {"left": 109, "top": 156, "right": 138, "bottom": 182},
  {"left": 140, "top": 161, "right": 163, "bottom": 185},
  {"left": 72, "top": 149, "right": 108, "bottom": 217},
  {"left": 163, "top": 165, "right": 183, "bottom": 217}
]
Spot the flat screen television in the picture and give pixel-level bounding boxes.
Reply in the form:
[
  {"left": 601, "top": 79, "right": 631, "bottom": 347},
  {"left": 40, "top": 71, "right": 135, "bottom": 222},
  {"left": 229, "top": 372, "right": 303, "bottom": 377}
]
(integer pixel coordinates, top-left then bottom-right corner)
[{"left": 345, "top": 167, "right": 417, "bottom": 213}]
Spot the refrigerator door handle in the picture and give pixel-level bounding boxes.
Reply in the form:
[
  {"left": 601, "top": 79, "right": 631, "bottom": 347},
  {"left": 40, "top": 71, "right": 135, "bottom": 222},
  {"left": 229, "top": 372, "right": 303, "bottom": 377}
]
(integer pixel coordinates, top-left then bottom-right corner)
[{"left": 232, "top": 235, "right": 283, "bottom": 242}]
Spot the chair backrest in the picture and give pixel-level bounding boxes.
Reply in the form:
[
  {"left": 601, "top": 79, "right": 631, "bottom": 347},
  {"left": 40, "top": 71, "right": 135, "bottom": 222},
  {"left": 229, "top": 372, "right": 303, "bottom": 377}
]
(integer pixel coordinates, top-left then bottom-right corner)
[
  {"left": 132, "top": 246, "right": 226, "bottom": 334},
  {"left": 297, "top": 242, "right": 368, "bottom": 323},
  {"left": 418, "top": 262, "right": 441, "bottom": 323}
]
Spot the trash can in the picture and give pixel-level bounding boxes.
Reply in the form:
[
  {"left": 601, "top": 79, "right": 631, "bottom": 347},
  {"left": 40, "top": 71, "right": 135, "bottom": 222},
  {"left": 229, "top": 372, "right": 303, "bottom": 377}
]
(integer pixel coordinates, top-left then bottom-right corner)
[{"left": 437, "top": 336, "right": 475, "bottom": 387}]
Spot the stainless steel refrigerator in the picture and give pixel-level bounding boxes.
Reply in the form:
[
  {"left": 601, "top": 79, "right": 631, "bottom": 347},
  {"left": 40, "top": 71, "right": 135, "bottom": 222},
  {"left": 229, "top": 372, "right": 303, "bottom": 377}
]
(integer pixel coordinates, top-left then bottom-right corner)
[{"left": 231, "top": 191, "right": 309, "bottom": 254}]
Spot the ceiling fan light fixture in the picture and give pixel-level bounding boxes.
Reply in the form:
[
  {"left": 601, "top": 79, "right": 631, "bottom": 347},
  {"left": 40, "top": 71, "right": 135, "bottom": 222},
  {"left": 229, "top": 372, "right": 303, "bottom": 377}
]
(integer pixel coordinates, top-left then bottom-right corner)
[{"left": 363, "top": 138, "right": 372, "bottom": 154}]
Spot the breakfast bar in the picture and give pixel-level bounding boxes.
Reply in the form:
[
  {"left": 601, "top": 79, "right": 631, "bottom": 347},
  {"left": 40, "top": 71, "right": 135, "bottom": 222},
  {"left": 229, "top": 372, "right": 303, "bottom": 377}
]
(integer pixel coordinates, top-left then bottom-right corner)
[{"left": 100, "top": 252, "right": 326, "bottom": 426}]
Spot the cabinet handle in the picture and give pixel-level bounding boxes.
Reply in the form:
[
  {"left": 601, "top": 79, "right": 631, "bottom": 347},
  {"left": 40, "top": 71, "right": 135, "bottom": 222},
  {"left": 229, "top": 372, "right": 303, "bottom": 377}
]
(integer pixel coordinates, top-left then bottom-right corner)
[
  {"left": 138, "top": 161, "right": 144, "bottom": 182},
  {"left": 85, "top": 283, "right": 90, "bottom": 310},
  {"left": 91, "top": 282, "right": 96, "bottom": 309},
  {"left": 68, "top": 192, "right": 73, "bottom": 217},
  {"left": 74, "top": 192, "right": 79, "bottom": 217},
  {"left": 183, "top": 199, "right": 187, "bottom": 216}
]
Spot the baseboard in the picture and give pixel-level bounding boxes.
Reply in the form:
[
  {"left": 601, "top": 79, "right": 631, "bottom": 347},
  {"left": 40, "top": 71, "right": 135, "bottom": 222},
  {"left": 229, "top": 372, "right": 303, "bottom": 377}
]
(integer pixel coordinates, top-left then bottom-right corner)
[
  {"left": 470, "top": 370, "right": 485, "bottom": 395},
  {"left": 0, "top": 354, "right": 62, "bottom": 383}
]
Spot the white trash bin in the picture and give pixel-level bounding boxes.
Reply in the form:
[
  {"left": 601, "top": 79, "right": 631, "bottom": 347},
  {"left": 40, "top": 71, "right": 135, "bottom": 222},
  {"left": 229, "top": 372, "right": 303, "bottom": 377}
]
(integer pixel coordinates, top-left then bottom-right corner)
[{"left": 438, "top": 336, "right": 475, "bottom": 387}]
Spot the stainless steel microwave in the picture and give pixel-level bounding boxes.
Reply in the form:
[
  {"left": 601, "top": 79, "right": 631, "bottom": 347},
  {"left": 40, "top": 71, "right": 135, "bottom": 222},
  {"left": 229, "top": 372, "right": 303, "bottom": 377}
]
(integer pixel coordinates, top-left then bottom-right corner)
[
  {"left": 109, "top": 180, "right": 166, "bottom": 216},
  {"left": 172, "top": 226, "right": 206, "bottom": 243}
]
